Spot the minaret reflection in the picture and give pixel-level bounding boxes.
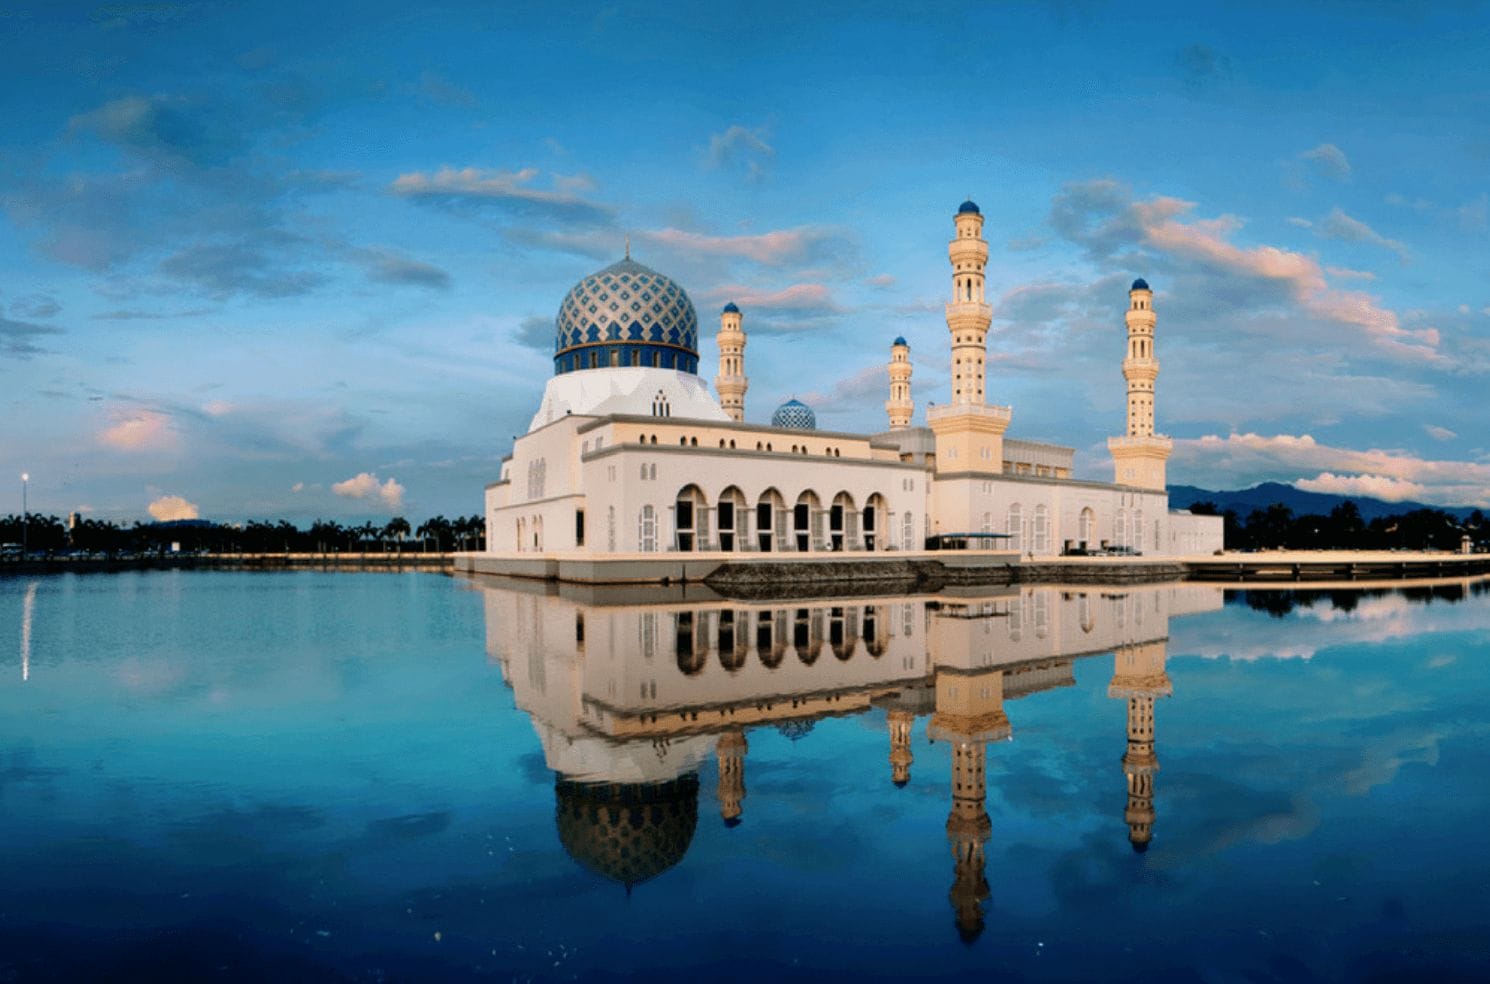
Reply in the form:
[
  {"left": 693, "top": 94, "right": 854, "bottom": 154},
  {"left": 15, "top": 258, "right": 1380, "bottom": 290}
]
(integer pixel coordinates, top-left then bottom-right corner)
[
  {"left": 1108, "top": 639, "right": 1172, "bottom": 853},
  {"left": 887, "top": 708, "right": 915, "bottom": 787},
  {"left": 928, "top": 664, "right": 1011, "bottom": 944},
  {"left": 716, "top": 729, "right": 748, "bottom": 827}
]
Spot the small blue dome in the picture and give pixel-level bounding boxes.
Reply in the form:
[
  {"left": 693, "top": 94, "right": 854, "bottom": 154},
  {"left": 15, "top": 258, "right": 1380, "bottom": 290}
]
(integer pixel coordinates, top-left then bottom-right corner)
[
  {"left": 1131, "top": 278, "right": 1150, "bottom": 291},
  {"left": 771, "top": 399, "right": 817, "bottom": 431},
  {"left": 722, "top": 302, "right": 740, "bottom": 314},
  {"left": 957, "top": 199, "right": 980, "bottom": 215},
  {"left": 892, "top": 335, "right": 908, "bottom": 347}
]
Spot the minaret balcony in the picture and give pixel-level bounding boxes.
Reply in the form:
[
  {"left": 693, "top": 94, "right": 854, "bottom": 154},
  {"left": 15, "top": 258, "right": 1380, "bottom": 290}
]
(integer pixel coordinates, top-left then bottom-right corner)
[
  {"left": 945, "top": 302, "right": 992, "bottom": 325},
  {"left": 927, "top": 402, "right": 1011, "bottom": 427},
  {"left": 1107, "top": 434, "right": 1173, "bottom": 453}
]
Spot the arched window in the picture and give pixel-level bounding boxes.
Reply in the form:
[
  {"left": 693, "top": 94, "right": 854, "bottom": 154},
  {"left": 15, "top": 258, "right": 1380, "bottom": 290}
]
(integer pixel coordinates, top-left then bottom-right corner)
[
  {"left": 1006, "top": 503, "right": 1023, "bottom": 551},
  {"left": 1033, "top": 505, "right": 1049, "bottom": 555},
  {"left": 1079, "top": 507, "right": 1095, "bottom": 549}
]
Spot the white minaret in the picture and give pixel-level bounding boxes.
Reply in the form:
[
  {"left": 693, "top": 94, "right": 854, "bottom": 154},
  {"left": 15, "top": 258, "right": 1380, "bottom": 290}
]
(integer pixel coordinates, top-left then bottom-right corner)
[
  {"left": 715, "top": 302, "right": 748, "bottom": 422},
  {"left": 947, "top": 200, "right": 990, "bottom": 406},
  {"left": 885, "top": 336, "right": 913, "bottom": 430},
  {"left": 1108, "top": 279, "right": 1172, "bottom": 491},
  {"left": 928, "top": 200, "right": 1010, "bottom": 474}
]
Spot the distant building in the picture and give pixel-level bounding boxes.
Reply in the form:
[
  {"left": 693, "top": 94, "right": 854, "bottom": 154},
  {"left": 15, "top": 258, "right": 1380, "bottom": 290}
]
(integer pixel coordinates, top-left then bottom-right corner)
[{"left": 482, "top": 201, "right": 1222, "bottom": 557}]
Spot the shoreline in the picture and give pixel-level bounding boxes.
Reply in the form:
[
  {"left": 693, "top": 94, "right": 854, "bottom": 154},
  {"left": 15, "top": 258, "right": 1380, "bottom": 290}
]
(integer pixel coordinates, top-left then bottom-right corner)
[{"left": 6, "top": 549, "right": 1489, "bottom": 591}]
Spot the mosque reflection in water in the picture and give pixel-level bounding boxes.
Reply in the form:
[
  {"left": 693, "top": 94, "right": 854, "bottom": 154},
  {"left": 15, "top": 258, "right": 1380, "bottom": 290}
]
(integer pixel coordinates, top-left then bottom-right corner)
[{"left": 475, "top": 579, "right": 1222, "bottom": 941}]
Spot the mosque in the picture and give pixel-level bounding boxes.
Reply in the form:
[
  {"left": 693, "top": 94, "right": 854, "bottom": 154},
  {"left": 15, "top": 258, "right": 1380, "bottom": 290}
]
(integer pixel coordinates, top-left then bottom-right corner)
[
  {"left": 481, "top": 200, "right": 1222, "bottom": 560},
  {"left": 475, "top": 577, "right": 1222, "bottom": 941}
]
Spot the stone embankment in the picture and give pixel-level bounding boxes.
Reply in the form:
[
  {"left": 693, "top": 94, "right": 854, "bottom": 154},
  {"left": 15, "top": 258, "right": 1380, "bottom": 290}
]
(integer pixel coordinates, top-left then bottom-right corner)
[{"left": 704, "top": 557, "right": 1185, "bottom": 600}]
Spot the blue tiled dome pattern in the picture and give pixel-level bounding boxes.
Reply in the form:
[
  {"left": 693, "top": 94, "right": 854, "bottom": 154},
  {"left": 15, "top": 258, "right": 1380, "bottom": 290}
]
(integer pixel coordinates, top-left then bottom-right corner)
[
  {"left": 772, "top": 399, "right": 817, "bottom": 431},
  {"left": 554, "top": 258, "right": 699, "bottom": 374}
]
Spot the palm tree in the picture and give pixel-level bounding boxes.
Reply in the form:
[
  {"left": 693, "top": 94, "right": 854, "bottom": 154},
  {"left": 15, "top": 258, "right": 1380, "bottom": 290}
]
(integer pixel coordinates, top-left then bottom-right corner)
[
  {"left": 383, "top": 516, "right": 411, "bottom": 553},
  {"left": 354, "top": 522, "right": 378, "bottom": 553}
]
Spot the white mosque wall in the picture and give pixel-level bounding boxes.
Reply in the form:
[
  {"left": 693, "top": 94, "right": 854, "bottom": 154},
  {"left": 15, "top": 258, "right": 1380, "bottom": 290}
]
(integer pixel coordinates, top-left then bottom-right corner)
[
  {"left": 1167, "top": 510, "right": 1225, "bottom": 556},
  {"left": 488, "top": 415, "right": 930, "bottom": 554},
  {"left": 929, "top": 474, "right": 1169, "bottom": 555}
]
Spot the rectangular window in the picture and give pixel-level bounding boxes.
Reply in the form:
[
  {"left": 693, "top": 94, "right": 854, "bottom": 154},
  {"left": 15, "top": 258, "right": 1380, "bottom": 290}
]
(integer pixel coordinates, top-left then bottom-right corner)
[{"left": 575, "top": 509, "right": 585, "bottom": 547}]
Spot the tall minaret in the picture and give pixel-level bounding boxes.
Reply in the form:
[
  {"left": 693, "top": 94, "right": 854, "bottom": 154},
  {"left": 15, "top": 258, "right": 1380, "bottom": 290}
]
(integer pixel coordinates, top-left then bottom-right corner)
[
  {"left": 716, "top": 728, "right": 747, "bottom": 827},
  {"left": 1108, "top": 639, "right": 1172, "bottom": 853},
  {"left": 929, "top": 664, "right": 1011, "bottom": 944},
  {"left": 928, "top": 200, "right": 1010, "bottom": 472},
  {"left": 1108, "top": 279, "right": 1173, "bottom": 490},
  {"left": 947, "top": 201, "right": 990, "bottom": 406},
  {"left": 715, "top": 303, "right": 748, "bottom": 422},
  {"left": 885, "top": 337, "right": 914, "bottom": 430}
]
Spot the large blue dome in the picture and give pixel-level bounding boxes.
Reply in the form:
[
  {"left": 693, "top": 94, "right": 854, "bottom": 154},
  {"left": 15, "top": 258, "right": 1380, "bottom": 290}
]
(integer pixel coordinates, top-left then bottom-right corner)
[
  {"left": 772, "top": 399, "right": 817, "bottom": 431},
  {"left": 553, "top": 258, "right": 700, "bottom": 375},
  {"left": 1131, "top": 277, "right": 1150, "bottom": 291},
  {"left": 957, "top": 199, "right": 980, "bottom": 215}
]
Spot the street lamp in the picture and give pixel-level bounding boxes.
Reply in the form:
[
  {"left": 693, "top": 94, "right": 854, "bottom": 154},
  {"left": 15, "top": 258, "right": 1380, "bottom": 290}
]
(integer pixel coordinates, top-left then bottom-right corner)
[{"left": 20, "top": 472, "right": 28, "bottom": 557}]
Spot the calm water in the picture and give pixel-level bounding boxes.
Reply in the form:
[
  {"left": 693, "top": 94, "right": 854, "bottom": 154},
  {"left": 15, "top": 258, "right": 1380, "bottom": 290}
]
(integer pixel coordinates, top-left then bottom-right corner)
[{"left": 2, "top": 571, "right": 1489, "bottom": 981}]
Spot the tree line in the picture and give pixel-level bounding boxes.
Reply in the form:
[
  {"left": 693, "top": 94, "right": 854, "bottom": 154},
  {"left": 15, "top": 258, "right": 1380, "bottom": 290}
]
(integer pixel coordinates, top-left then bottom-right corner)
[
  {"left": 1190, "top": 500, "right": 1485, "bottom": 552},
  {"left": 0, "top": 513, "right": 486, "bottom": 556}
]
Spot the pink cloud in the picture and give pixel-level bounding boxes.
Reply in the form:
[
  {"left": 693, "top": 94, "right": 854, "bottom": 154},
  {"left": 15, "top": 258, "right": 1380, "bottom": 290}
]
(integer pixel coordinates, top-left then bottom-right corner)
[
  {"left": 1178, "top": 432, "right": 1490, "bottom": 507},
  {"left": 1132, "top": 197, "right": 1441, "bottom": 363},
  {"left": 642, "top": 226, "right": 833, "bottom": 265},
  {"left": 99, "top": 409, "right": 177, "bottom": 452},
  {"left": 699, "top": 282, "right": 840, "bottom": 314}
]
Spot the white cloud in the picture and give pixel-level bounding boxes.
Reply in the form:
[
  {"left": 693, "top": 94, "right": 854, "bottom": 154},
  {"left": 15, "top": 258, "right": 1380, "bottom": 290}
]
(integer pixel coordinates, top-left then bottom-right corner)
[
  {"left": 290, "top": 481, "right": 305, "bottom": 493},
  {"left": 1317, "top": 207, "right": 1409, "bottom": 262},
  {"left": 706, "top": 124, "right": 774, "bottom": 180},
  {"left": 389, "top": 167, "right": 612, "bottom": 224},
  {"left": 1423, "top": 424, "right": 1456, "bottom": 441},
  {"left": 1300, "top": 143, "right": 1352, "bottom": 181},
  {"left": 147, "top": 494, "right": 199, "bottom": 521},
  {"left": 1295, "top": 472, "right": 1429, "bottom": 501},
  {"left": 332, "top": 471, "right": 405, "bottom": 509}
]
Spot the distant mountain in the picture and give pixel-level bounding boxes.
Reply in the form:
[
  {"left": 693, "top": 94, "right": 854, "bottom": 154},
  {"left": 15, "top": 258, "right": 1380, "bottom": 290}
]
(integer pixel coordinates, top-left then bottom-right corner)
[{"left": 1167, "top": 482, "right": 1480, "bottom": 522}]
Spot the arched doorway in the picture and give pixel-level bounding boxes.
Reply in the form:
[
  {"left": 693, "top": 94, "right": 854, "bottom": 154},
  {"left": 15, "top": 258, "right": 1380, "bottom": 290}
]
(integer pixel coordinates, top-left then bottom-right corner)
[
  {"left": 793, "top": 491, "right": 821, "bottom": 552},
  {"left": 829, "top": 491, "right": 856, "bottom": 552},
  {"left": 717, "top": 486, "right": 746, "bottom": 552},
  {"left": 1079, "top": 507, "right": 1095, "bottom": 551},
  {"left": 674, "top": 485, "right": 708, "bottom": 551},
  {"left": 756, "top": 488, "right": 785, "bottom": 552},
  {"left": 863, "top": 493, "right": 888, "bottom": 551}
]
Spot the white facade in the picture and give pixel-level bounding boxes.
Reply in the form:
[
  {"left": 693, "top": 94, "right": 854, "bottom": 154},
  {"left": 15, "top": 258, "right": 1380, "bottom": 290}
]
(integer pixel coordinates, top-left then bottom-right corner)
[{"left": 482, "top": 201, "right": 1224, "bottom": 560}]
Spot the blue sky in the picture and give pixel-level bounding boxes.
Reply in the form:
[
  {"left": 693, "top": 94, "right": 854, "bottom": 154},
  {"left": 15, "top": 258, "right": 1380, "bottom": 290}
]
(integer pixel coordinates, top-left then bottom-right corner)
[{"left": 3, "top": 0, "right": 1488, "bottom": 522}]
